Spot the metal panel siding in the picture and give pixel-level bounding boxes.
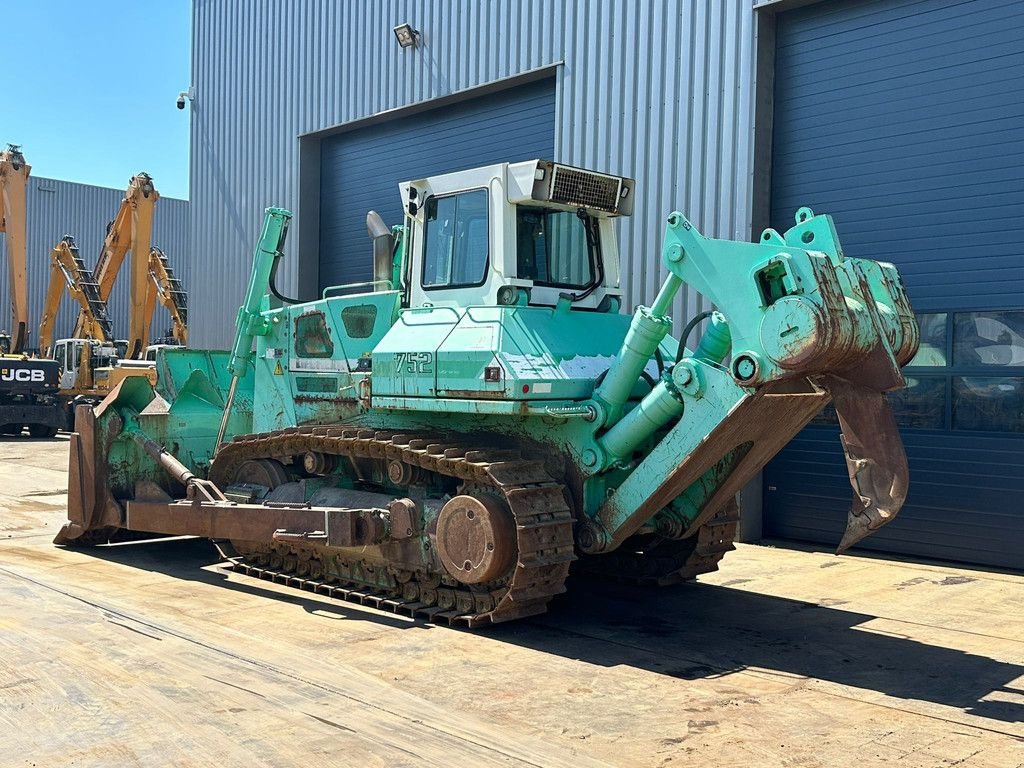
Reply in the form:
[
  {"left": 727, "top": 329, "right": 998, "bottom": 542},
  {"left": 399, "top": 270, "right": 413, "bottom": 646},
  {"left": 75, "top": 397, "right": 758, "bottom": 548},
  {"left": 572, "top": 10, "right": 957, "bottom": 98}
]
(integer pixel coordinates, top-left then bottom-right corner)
[
  {"left": 765, "top": 427, "right": 1024, "bottom": 569},
  {"left": 318, "top": 79, "right": 556, "bottom": 289},
  {"left": 770, "top": 0, "right": 1024, "bottom": 312},
  {"left": 188, "top": 0, "right": 757, "bottom": 347},
  {"left": 765, "top": 0, "right": 1024, "bottom": 568},
  {"left": 0, "top": 177, "right": 190, "bottom": 350}
]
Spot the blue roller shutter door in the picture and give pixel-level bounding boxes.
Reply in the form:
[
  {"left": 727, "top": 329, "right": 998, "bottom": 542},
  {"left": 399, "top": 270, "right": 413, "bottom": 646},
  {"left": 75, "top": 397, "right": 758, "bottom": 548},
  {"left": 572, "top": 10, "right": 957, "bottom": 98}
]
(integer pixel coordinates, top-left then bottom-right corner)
[
  {"left": 764, "top": 0, "right": 1024, "bottom": 568},
  {"left": 318, "top": 79, "right": 556, "bottom": 290}
]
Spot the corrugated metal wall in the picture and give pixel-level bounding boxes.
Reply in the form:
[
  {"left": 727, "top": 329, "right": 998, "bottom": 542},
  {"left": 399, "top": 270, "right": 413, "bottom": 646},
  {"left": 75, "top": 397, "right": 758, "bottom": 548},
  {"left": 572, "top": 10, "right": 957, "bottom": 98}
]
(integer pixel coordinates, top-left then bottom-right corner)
[
  {"left": 189, "top": 0, "right": 757, "bottom": 346},
  {"left": 0, "top": 176, "right": 190, "bottom": 350}
]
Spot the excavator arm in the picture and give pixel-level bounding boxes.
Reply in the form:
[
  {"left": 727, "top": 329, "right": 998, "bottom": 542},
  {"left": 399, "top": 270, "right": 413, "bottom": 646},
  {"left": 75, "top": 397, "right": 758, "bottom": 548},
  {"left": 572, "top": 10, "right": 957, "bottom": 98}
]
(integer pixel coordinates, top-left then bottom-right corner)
[
  {"left": 38, "top": 237, "right": 114, "bottom": 356},
  {"left": 77, "top": 173, "right": 158, "bottom": 359},
  {"left": 144, "top": 247, "right": 188, "bottom": 345},
  {"left": 0, "top": 145, "right": 31, "bottom": 353}
]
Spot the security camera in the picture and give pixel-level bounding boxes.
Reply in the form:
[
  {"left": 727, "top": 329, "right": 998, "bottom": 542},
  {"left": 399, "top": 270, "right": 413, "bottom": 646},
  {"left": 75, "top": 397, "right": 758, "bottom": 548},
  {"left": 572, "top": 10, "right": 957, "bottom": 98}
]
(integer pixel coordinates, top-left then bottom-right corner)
[{"left": 176, "top": 94, "right": 186, "bottom": 110}]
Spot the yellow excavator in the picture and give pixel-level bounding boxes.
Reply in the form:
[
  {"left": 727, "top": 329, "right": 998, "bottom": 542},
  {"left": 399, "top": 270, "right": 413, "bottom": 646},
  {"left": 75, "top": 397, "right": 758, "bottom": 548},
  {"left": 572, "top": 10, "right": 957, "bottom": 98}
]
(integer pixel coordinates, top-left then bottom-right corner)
[
  {"left": 145, "top": 246, "right": 188, "bottom": 347},
  {"left": 78, "top": 172, "right": 159, "bottom": 359},
  {"left": 0, "top": 144, "right": 31, "bottom": 354},
  {"left": 36, "top": 172, "right": 190, "bottom": 404},
  {"left": 36, "top": 235, "right": 143, "bottom": 396},
  {"left": 64, "top": 172, "right": 188, "bottom": 354},
  {"left": 0, "top": 145, "right": 64, "bottom": 437}
]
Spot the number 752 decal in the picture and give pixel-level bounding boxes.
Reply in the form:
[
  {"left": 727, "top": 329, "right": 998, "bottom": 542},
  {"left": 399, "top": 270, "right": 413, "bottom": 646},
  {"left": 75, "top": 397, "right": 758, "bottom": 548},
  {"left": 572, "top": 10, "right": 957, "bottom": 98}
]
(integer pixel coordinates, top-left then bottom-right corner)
[{"left": 394, "top": 352, "right": 433, "bottom": 374}]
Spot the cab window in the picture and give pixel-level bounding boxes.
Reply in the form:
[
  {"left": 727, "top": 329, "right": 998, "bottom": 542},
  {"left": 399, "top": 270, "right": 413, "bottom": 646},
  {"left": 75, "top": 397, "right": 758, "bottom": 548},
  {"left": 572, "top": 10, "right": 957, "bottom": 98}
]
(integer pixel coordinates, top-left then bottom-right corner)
[
  {"left": 516, "top": 207, "right": 598, "bottom": 290},
  {"left": 294, "top": 312, "right": 334, "bottom": 358},
  {"left": 422, "top": 190, "right": 489, "bottom": 288}
]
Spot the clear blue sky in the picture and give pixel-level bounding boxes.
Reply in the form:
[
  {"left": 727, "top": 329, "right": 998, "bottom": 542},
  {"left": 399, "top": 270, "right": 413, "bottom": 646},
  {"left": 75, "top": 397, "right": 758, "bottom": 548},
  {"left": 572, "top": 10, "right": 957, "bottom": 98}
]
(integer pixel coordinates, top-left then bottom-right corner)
[{"left": 2, "top": 2, "right": 192, "bottom": 200}]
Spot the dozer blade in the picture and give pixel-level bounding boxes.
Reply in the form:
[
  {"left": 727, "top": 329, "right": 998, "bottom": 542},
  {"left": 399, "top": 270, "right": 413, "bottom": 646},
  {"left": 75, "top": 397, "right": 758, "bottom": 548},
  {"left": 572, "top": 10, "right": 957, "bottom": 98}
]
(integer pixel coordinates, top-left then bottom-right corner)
[{"left": 54, "top": 400, "right": 125, "bottom": 545}]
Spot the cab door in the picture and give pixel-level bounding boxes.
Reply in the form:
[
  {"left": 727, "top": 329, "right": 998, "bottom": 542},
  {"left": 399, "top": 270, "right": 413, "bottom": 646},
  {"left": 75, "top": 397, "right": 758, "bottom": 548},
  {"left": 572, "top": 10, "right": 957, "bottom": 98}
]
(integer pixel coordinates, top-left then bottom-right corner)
[{"left": 58, "top": 342, "right": 79, "bottom": 390}]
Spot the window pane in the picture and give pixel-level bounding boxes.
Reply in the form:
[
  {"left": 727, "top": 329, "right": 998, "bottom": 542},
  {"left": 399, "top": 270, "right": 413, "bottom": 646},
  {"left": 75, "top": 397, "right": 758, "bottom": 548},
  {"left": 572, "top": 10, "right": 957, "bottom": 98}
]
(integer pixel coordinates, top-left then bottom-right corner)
[
  {"left": 953, "top": 310, "right": 1024, "bottom": 368},
  {"left": 906, "top": 312, "right": 947, "bottom": 367},
  {"left": 888, "top": 375, "right": 946, "bottom": 429},
  {"left": 454, "top": 191, "right": 489, "bottom": 285},
  {"left": 294, "top": 312, "right": 334, "bottom": 358},
  {"left": 952, "top": 376, "right": 1024, "bottom": 433},
  {"left": 423, "top": 191, "right": 489, "bottom": 288},
  {"left": 517, "top": 208, "right": 597, "bottom": 290},
  {"left": 341, "top": 304, "right": 377, "bottom": 339},
  {"left": 423, "top": 196, "right": 456, "bottom": 287}
]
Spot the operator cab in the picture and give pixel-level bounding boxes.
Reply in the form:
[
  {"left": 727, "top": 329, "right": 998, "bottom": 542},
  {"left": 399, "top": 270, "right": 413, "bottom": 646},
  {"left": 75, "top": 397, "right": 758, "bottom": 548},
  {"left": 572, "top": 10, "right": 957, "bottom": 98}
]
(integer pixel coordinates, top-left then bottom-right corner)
[
  {"left": 144, "top": 343, "right": 179, "bottom": 362},
  {"left": 397, "top": 160, "right": 633, "bottom": 311},
  {"left": 51, "top": 339, "right": 120, "bottom": 390}
]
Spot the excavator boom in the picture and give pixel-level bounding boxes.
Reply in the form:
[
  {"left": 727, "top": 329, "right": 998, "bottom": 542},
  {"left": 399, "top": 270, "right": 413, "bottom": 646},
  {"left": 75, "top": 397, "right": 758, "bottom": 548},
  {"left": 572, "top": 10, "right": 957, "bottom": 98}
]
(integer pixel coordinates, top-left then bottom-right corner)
[
  {"left": 38, "top": 237, "right": 114, "bottom": 356},
  {"left": 0, "top": 145, "right": 31, "bottom": 353},
  {"left": 145, "top": 247, "right": 188, "bottom": 345},
  {"left": 77, "top": 173, "right": 158, "bottom": 358}
]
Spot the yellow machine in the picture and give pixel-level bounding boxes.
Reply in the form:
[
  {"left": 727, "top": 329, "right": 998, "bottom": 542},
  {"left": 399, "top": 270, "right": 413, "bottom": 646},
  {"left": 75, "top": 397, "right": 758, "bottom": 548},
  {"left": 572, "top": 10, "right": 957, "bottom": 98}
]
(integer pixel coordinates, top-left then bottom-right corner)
[
  {"left": 81, "top": 172, "right": 159, "bottom": 359},
  {"left": 36, "top": 173, "right": 165, "bottom": 402},
  {"left": 38, "top": 236, "right": 113, "bottom": 357},
  {"left": 0, "top": 145, "right": 31, "bottom": 354},
  {"left": 145, "top": 246, "right": 188, "bottom": 346},
  {"left": 0, "top": 145, "right": 65, "bottom": 437}
]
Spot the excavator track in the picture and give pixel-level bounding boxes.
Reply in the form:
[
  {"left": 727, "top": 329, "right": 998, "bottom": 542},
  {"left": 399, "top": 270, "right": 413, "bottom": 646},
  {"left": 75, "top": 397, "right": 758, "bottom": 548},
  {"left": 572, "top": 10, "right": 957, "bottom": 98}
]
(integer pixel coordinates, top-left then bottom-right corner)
[
  {"left": 575, "top": 500, "right": 740, "bottom": 587},
  {"left": 209, "top": 427, "right": 577, "bottom": 627}
]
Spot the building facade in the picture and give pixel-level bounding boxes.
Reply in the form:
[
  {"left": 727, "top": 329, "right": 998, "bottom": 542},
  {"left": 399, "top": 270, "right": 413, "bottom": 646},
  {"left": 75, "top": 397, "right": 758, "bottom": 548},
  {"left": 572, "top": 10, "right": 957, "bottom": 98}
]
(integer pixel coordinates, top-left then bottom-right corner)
[
  {"left": 0, "top": 175, "right": 190, "bottom": 349},
  {"left": 187, "top": 0, "right": 1023, "bottom": 568}
]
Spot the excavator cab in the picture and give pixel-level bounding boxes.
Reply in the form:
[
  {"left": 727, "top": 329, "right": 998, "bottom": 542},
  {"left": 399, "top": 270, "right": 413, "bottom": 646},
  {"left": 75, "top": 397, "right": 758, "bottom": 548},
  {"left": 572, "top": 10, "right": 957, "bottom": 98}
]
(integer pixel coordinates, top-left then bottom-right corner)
[{"left": 52, "top": 339, "right": 114, "bottom": 390}]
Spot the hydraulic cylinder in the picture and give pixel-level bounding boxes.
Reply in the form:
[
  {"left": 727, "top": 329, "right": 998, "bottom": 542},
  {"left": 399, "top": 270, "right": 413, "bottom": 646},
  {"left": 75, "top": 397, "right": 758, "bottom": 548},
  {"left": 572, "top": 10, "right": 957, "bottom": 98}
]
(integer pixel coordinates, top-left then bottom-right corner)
[
  {"left": 593, "top": 275, "right": 681, "bottom": 424},
  {"left": 693, "top": 312, "right": 731, "bottom": 364},
  {"left": 599, "top": 373, "right": 685, "bottom": 461}
]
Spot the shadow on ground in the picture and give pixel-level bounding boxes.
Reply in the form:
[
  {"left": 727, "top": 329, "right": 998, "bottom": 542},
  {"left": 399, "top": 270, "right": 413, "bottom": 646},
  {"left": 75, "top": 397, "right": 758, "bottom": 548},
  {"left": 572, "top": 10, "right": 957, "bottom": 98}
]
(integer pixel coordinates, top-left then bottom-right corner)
[{"left": 79, "top": 536, "right": 1024, "bottom": 725}]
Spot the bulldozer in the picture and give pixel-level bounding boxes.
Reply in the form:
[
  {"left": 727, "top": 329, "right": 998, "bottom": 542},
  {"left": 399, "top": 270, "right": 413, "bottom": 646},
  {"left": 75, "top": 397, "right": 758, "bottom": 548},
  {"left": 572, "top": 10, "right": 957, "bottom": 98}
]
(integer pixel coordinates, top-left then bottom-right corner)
[{"left": 55, "top": 160, "right": 918, "bottom": 626}]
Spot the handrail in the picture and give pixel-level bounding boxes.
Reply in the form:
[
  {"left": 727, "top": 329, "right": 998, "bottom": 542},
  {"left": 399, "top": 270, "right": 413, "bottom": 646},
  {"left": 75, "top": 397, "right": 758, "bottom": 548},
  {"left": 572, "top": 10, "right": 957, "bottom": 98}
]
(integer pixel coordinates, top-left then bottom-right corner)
[{"left": 321, "top": 280, "right": 393, "bottom": 299}]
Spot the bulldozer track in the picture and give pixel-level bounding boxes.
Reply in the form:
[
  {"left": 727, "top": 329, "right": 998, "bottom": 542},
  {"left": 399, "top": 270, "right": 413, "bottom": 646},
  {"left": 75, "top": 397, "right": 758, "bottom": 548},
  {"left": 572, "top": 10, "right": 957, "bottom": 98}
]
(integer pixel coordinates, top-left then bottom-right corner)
[{"left": 209, "top": 426, "right": 578, "bottom": 627}]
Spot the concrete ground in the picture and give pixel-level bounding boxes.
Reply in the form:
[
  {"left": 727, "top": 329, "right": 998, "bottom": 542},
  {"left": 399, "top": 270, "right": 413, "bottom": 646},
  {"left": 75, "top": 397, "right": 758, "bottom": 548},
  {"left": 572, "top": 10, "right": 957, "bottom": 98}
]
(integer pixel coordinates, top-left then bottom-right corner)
[{"left": 0, "top": 437, "right": 1022, "bottom": 768}]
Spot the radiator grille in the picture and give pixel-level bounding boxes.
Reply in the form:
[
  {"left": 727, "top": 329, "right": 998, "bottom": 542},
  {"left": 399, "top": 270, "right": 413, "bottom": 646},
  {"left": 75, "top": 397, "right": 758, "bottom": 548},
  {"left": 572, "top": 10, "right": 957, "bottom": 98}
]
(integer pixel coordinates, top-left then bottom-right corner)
[{"left": 549, "top": 166, "right": 622, "bottom": 212}]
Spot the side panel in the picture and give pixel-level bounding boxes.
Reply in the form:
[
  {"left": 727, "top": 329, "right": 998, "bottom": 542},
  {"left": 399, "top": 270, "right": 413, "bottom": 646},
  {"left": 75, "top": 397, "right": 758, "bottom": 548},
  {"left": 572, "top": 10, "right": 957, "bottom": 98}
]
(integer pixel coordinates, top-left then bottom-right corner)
[
  {"left": 372, "top": 308, "right": 459, "bottom": 398},
  {"left": 254, "top": 292, "right": 401, "bottom": 430},
  {"left": 375, "top": 305, "right": 662, "bottom": 403}
]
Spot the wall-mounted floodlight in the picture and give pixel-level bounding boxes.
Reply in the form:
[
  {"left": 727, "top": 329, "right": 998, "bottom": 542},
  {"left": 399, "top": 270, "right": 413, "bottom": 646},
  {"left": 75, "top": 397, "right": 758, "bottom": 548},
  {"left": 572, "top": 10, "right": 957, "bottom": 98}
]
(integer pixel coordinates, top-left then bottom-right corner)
[{"left": 393, "top": 23, "right": 419, "bottom": 49}]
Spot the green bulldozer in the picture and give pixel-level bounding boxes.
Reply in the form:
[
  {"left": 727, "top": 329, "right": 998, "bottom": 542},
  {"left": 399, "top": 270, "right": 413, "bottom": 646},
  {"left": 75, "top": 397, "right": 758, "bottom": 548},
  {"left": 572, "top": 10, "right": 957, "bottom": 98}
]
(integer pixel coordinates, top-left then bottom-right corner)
[{"left": 56, "top": 160, "right": 919, "bottom": 626}]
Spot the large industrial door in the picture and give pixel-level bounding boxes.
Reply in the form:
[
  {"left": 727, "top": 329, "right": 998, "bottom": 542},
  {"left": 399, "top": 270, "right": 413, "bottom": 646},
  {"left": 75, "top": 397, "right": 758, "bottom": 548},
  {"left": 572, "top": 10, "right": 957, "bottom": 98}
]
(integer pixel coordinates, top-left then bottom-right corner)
[
  {"left": 317, "top": 78, "right": 556, "bottom": 290},
  {"left": 764, "top": 0, "right": 1024, "bottom": 568}
]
